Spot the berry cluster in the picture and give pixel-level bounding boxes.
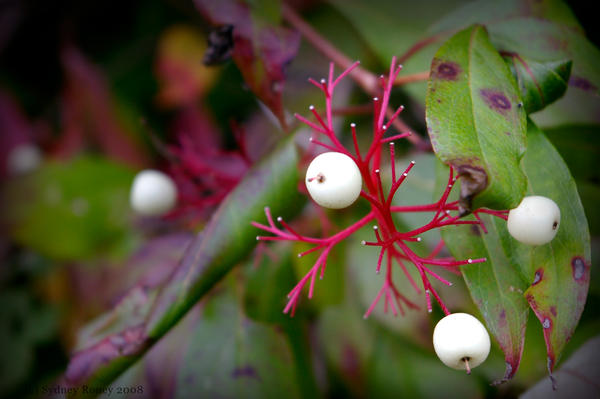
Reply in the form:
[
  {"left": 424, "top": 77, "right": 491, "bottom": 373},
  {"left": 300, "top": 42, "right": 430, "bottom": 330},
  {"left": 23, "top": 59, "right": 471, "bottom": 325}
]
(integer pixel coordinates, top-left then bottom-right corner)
[{"left": 252, "top": 58, "right": 508, "bottom": 317}]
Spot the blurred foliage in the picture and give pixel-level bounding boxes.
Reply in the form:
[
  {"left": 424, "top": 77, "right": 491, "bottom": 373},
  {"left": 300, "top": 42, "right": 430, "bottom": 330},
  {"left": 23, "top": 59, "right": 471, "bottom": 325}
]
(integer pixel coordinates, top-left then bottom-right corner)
[
  {"left": 0, "top": 1, "right": 599, "bottom": 398},
  {"left": 2, "top": 157, "right": 136, "bottom": 261}
]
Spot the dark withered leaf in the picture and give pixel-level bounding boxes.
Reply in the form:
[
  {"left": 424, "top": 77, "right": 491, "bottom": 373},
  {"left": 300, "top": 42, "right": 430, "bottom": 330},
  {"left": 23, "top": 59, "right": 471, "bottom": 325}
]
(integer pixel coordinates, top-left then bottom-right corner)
[{"left": 203, "top": 25, "right": 234, "bottom": 65}]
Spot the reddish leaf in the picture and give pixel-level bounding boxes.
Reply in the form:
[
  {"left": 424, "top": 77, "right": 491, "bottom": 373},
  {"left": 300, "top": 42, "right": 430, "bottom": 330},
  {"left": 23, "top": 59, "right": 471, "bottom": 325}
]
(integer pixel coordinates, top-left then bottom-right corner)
[
  {"left": 194, "top": 0, "right": 300, "bottom": 129},
  {"left": 55, "top": 46, "right": 149, "bottom": 167},
  {"left": 65, "top": 325, "right": 149, "bottom": 386},
  {"left": 167, "top": 107, "right": 253, "bottom": 223}
]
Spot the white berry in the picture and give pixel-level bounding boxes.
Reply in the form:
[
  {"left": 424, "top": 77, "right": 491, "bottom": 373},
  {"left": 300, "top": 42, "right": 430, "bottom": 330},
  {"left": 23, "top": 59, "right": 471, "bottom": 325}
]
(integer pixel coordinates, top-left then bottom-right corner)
[
  {"left": 507, "top": 195, "right": 560, "bottom": 246},
  {"left": 7, "top": 144, "right": 42, "bottom": 175},
  {"left": 433, "top": 313, "right": 491, "bottom": 373},
  {"left": 130, "top": 170, "right": 177, "bottom": 216},
  {"left": 305, "top": 152, "right": 362, "bottom": 209}
]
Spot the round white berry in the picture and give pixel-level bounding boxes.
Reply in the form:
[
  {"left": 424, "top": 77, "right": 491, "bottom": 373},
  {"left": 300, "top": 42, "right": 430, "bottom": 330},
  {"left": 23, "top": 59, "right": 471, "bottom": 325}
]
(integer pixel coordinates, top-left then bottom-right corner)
[
  {"left": 305, "top": 152, "right": 362, "bottom": 209},
  {"left": 7, "top": 144, "right": 42, "bottom": 175},
  {"left": 130, "top": 170, "right": 177, "bottom": 216},
  {"left": 507, "top": 195, "right": 560, "bottom": 246},
  {"left": 433, "top": 313, "right": 491, "bottom": 373}
]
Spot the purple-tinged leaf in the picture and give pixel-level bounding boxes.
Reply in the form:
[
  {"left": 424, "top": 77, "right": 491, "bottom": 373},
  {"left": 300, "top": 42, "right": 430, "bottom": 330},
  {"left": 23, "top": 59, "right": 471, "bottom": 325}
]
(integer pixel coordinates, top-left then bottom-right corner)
[
  {"left": 0, "top": 91, "right": 37, "bottom": 178},
  {"left": 438, "top": 120, "right": 591, "bottom": 381},
  {"left": 57, "top": 47, "right": 149, "bottom": 168},
  {"left": 521, "top": 122, "right": 590, "bottom": 373},
  {"left": 73, "top": 233, "right": 194, "bottom": 350},
  {"left": 175, "top": 287, "right": 301, "bottom": 398},
  {"left": 61, "top": 132, "right": 303, "bottom": 396},
  {"left": 64, "top": 325, "right": 149, "bottom": 388}
]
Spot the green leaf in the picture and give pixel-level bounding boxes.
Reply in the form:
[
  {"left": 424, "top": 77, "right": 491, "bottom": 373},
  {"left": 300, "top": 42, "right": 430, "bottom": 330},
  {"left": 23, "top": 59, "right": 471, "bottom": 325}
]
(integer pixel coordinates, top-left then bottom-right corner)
[
  {"left": 543, "top": 124, "right": 600, "bottom": 234},
  {"left": 575, "top": 182, "right": 600, "bottom": 236},
  {"left": 243, "top": 244, "right": 298, "bottom": 325},
  {"left": 392, "top": 153, "right": 442, "bottom": 251},
  {"left": 326, "top": 0, "right": 464, "bottom": 103},
  {"left": 521, "top": 121, "right": 591, "bottom": 372},
  {"left": 430, "top": 1, "right": 600, "bottom": 95},
  {"left": 64, "top": 133, "right": 304, "bottom": 396},
  {"left": 436, "top": 168, "right": 530, "bottom": 380},
  {"left": 175, "top": 288, "right": 301, "bottom": 399},
  {"left": 366, "top": 325, "right": 483, "bottom": 398},
  {"left": 489, "top": 18, "right": 600, "bottom": 95},
  {"left": 504, "top": 55, "right": 572, "bottom": 114},
  {"left": 2, "top": 157, "right": 135, "bottom": 261},
  {"left": 0, "top": 289, "right": 59, "bottom": 393},
  {"left": 438, "top": 120, "right": 591, "bottom": 379},
  {"left": 426, "top": 25, "right": 527, "bottom": 211},
  {"left": 544, "top": 124, "right": 600, "bottom": 184},
  {"left": 530, "top": 88, "right": 600, "bottom": 128},
  {"left": 430, "top": 0, "right": 583, "bottom": 35},
  {"left": 292, "top": 240, "right": 345, "bottom": 310},
  {"left": 317, "top": 304, "right": 374, "bottom": 394},
  {"left": 144, "top": 134, "right": 303, "bottom": 339}
]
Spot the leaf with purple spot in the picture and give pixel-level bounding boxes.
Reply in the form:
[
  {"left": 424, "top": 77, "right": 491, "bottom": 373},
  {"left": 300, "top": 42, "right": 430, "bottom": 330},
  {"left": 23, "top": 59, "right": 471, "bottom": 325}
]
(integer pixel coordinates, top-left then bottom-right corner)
[
  {"left": 426, "top": 24, "right": 528, "bottom": 211},
  {"left": 521, "top": 121, "right": 591, "bottom": 374},
  {"left": 437, "top": 119, "right": 591, "bottom": 381},
  {"left": 430, "top": 0, "right": 600, "bottom": 95}
]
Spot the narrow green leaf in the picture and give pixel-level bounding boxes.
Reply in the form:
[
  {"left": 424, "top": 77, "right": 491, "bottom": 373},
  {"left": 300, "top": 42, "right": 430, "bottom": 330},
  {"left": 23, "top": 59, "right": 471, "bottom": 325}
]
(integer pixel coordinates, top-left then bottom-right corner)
[
  {"left": 521, "top": 121, "right": 591, "bottom": 372},
  {"left": 530, "top": 87, "right": 600, "bottom": 128},
  {"left": 63, "top": 133, "right": 304, "bottom": 396},
  {"left": 504, "top": 55, "right": 572, "bottom": 114},
  {"left": 426, "top": 25, "right": 527, "bottom": 211},
  {"left": 144, "top": 134, "right": 302, "bottom": 338}
]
